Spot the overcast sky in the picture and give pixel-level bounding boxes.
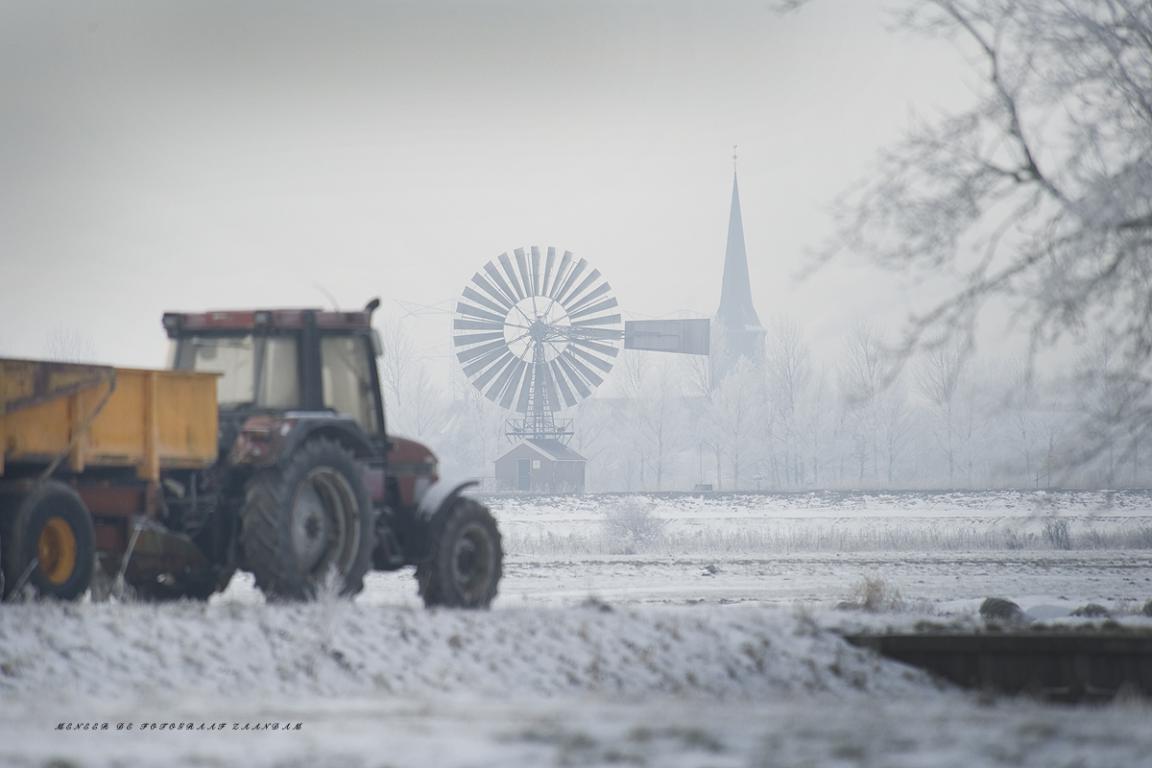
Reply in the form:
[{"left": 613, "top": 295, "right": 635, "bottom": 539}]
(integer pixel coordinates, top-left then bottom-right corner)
[{"left": 0, "top": 0, "right": 980, "bottom": 392}]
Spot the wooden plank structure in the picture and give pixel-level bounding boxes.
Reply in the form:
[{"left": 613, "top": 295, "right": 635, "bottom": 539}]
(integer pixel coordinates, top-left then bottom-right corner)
[{"left": 846, "top": 631, "right": 1152, "bottom": 702}]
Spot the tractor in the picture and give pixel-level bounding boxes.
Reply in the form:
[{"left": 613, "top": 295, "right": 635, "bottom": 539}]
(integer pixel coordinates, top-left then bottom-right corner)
[{"left": 0, "top": 300, "right": 502, "bottom": 607}]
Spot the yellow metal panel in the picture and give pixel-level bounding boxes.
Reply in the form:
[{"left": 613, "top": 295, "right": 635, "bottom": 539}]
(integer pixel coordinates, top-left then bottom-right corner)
[
  {"left": 3, "top": 397, "right": 72, "bottom": 457},
  {"left": 84, "top": 370, "right": 146, "bottom": 466},
  {"left": 0, "top": 359, "right": 218, "bottom": 476},
  {"left": 155, "top": 372, "right": 219, "bottom": 466}
]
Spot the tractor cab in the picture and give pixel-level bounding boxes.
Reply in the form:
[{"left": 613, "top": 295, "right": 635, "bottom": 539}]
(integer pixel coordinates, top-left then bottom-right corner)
[{"left": 163, "top": 303, "right": 388, "bottom": 450}]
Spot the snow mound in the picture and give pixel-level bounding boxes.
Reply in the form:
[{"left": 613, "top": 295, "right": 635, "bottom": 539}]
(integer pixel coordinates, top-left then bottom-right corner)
[{"left": 0, "top": 602, "right": 930, "bottom": 701}]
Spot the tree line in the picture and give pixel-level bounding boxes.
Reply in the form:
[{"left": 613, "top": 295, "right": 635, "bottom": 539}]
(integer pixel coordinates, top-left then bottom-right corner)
[{"left": 382, "top": 314, "right": 1144, "bottom": 492}]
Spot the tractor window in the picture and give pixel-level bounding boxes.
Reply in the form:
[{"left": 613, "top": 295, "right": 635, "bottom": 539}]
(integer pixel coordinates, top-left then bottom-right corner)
[
  {"left": 259, "top": 337, "right": 300, "bottom": 408},
  {"left": 175, "top": 334, "right": 299, "bottom": 409},
  {"left": 175, "top": 335, "right": 257, "bottom": 407},
  {"left": 320, "top": 336, "right": 378, "bottom": 433}
]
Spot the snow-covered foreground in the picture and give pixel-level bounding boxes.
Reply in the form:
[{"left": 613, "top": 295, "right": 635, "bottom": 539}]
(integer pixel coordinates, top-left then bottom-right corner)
[
  {"left": 1, "top": 601, "right": 926, "bottom": 700},
  {"left": 3, "top": 601, "right": 1152, "bottom": 768},
  {"left": 3, "top": 490, "right": 1152, "bottom": 766},
  {"left": 5, "top": 686, "right": 1152, "bottom": 767}
]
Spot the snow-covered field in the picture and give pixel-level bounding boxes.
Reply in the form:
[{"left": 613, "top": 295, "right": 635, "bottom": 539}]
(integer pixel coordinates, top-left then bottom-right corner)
[
  {"left": 496, "top": 489, "right": 1152, "bottom": 555},
  {"left": 3, "top": 490, "right": 1152, "bottom": 767}
]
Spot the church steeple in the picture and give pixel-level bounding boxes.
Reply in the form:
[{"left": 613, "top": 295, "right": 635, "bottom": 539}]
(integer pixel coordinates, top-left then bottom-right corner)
[
  {"left": 716, "top": 171, "right": 762, "bottom": 331},
  {"left": 712, "top": 157, "right": 765, "bottom": 382}
]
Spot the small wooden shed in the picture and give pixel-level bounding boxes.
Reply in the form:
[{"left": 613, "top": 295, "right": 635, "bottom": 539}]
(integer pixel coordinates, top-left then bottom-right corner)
[{"left": 494, "top": 439, "right": 586, "bottom": 494}]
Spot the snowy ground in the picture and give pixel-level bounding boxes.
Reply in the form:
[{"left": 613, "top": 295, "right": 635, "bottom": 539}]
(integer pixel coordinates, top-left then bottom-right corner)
[{"left": 3, "top": 490, "right": 1152, "bottom": 767}]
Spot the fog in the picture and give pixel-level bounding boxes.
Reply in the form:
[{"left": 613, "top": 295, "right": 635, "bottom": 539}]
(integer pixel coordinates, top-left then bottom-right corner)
[
  {"left": 11, "top": 1, "right": 1114, "bottom": 491},
  {"left": 0, "top": 0, "right": 974, "bottom": 368}
]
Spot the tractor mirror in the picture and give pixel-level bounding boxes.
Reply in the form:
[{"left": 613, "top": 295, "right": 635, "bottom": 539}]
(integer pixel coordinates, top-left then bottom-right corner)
[{"left": 370, "top": 329, "right": 383, "bottom": 358}]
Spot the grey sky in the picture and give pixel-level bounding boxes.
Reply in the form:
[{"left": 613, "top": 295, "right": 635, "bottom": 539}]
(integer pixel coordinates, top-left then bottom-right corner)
[{"left": 0, "top": 0, "right": 977, "bottom": 386}]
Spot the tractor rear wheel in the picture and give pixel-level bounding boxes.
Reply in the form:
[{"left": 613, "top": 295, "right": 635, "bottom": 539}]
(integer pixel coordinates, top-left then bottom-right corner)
[
  {"left": 240, "top": 438, "right": 373, "bottom": 601},
  {"left": 1, "top": 481, "right": 95, "bottom": 601},
  {"left": 416, "top": 497, "right": 502, "bottom": 609}
]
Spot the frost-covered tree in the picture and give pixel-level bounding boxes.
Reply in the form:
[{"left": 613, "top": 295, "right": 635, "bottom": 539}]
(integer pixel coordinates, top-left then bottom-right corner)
[
  {"left": 839, "top": 325, "right": 886, "bottom": 483},
  {"left": 996, "top": 363, "right": 1048, "bottom": 487},
  {"left": 877, "top": 379, "right": 915, "bottom": 485},
  {"left": 712, "top": 358, "right": 766, "bottom": 490},
  {"left": 918, "top": 341, "right": 968, "bottom": 486},
  {"left": 45, "top": 326, "right": 98, "bottom": 363},
  {"left": 1072, "top": 334, "right": 1147, "bottom": 486},
  {"left": 802, "top": 366, "right": 832, "bottom": 487},
  {"left": 766, "top": 318, "right": 812, "bottom": 487},
  {"left": 376, "top": 316, "right": 446, "bottom": 440},
  {"left": 377, "top": 316, "right": 414, "bottom": 417},
  {"left": 824, "top": 0, "right": 1152, "bottom": 464},
  {"left": 408, "top": 364, "right": 447, "bottom": 440},
  {"left": 615, "top": 354, "right": 683, "bottom": 490}
]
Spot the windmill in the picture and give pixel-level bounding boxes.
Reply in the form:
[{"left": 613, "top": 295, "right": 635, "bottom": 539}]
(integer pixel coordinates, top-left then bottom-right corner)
[{"left": 453, "top": 246, "right": 710, "bottom": 445}]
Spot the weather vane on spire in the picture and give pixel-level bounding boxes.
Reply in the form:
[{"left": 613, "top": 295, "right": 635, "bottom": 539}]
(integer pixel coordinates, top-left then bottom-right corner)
[{"left": 732, "top": 144, "right": 738, "bottom": 173}]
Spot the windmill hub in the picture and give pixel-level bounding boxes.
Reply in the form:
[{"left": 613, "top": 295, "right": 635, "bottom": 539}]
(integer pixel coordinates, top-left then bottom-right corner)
[{"left": 502, "top": 296, "right": 575, "bottom": 363}]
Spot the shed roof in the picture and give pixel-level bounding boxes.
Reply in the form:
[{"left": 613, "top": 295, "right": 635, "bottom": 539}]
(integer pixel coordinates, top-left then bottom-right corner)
[{"left": 497, "top": 438, "right": 587, "bottom": 463}]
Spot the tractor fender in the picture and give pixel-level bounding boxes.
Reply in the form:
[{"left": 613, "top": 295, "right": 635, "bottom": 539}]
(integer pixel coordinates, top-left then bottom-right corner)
[
  {"left": 415, "top": 476, "right": 479, "bottom": 525},
  {"left": 229, "top": 413, "right": 374, "bottom": 469},
  {"left": 407, "top": 476, "right": 480, "bottom": 563}
]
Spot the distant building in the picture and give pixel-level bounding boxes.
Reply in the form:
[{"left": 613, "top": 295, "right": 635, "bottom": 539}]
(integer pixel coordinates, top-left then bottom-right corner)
[
  {"left": 711, "top": 169, "right": 765, "bottom": 383},
  {"left": 494, "top": 438, "right": 587, "bottom": 494}
]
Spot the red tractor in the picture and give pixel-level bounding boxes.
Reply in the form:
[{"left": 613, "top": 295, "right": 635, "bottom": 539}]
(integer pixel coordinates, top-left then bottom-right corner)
[{"left": 158, "top": 299, "right": 503, "bottom": 606}]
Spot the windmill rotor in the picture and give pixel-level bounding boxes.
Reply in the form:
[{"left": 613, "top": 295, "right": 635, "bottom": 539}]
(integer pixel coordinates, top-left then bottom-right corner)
[{"left": 454, "top": 246, "right": 623, "bottom": 441}]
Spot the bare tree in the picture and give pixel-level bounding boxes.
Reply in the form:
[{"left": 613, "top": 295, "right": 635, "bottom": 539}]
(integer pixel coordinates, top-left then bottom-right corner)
[
  {"left": 712, "top": 358, "right": 765, "bottom": 490},
  {"left": 1072, "top": 333, "right": 1145, "bottom": 486},
  {"left": 439, "top": 379, "right": 508, "bottom": 484},
  {"left": 1000, "top": 363, "right": 1045, "bottom": 486},
  {"left": 615, "top": 353, "right": 685, "bottom": 490},
  {"left": 45, "top": 326, "right": 97, "bottom": 363},
  {"left": 375, "top": 316, "right": 447, "bottom": 440},
  {"left": 377, "top": 316, "right": 415, "bottom": 417},
  {"left": 766, "top": 318, "right": 812, "bottom": 487},
  {"left": 823, "top": 0, "right": 1152, "bottom": 460},
  {"left": 877, "top": 379, "right": 915, "bottom": 485},
  {"left": 839, "top": 324, "right": 886, "bottom": 483},
  {"left": 918, "top": 340, "right": 968, "bottom": 486},
  {"left": 408, "top": 364, "right": 447, "bottom": 439},
  {"left": 802, "top": 366, "right": 831, "bottom": 487},
  {"left": 685, "top": 353, "right": 724, "bottom": 488}
]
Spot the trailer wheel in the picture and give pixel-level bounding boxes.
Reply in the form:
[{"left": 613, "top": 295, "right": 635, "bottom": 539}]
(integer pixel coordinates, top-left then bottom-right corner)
[
  {"left": 416, "top": 498, "right": 503, "bottom": 609},
  {"left": 240, "top": 438, "right": 373, "bottom": 601},
  {"left": 1, "top": 481, "right": 95, "bottom": 601}
]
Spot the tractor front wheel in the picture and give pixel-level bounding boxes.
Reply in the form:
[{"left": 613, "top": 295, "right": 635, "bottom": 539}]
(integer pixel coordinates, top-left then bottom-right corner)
[{"left": 416, "top": 498, "right": 503, "bottom": 609}]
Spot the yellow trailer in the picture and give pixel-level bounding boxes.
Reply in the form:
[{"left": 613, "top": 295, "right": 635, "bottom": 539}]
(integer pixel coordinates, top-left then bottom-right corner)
[
  {"left": 0, "top": 359, "right": 218, "bottom": 600},
  {"left": 0, "top": 359, "right": 218, "bottom": 479}
]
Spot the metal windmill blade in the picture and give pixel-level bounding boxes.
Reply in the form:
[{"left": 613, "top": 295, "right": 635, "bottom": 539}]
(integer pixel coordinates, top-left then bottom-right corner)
[{"left": 453, "top": 246, "right": 623, "bottom": 440}]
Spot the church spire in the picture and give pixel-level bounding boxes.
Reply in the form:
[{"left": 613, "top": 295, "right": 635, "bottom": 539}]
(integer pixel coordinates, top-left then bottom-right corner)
[
  {"left": 712, "top": 155, "right": 765, "bottom": 382},
  {"left": 716, "top": 169, "right": 762, "bottom": 331}
]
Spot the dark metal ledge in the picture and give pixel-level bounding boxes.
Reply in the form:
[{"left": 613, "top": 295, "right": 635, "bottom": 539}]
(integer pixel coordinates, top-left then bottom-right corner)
[{"left": 845, "top": 631, "right": 1152, "bottom": 702}]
